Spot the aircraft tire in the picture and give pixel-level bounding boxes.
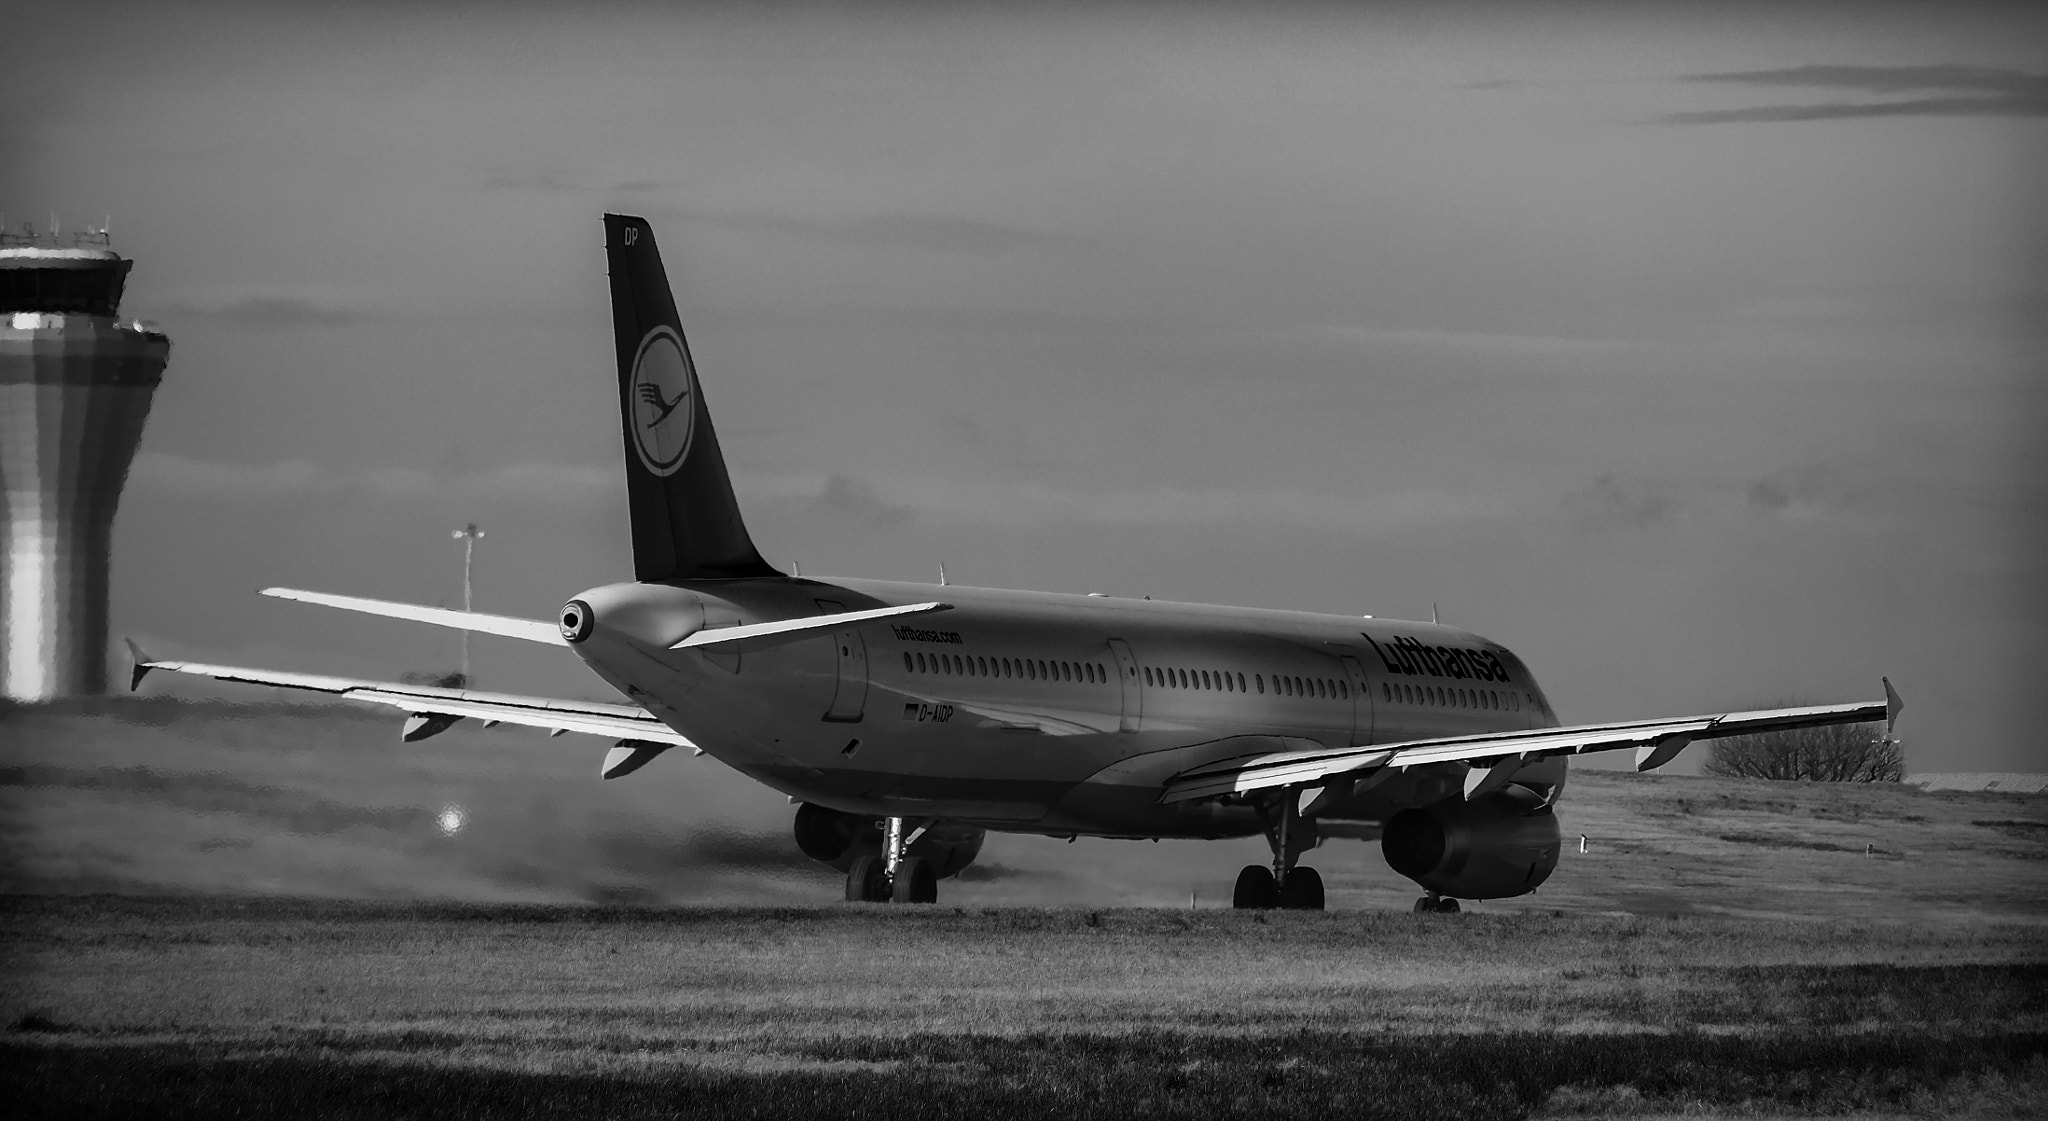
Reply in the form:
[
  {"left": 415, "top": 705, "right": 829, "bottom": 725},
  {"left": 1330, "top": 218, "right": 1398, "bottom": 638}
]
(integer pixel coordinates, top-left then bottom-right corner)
[
  {"left": 1279, "top": 867, "right": 1325, "bottom": 910},
  {"left": 1413, "top": 896, "right": 1434, "bottom": 914},
  {"left": 1436, "top": 897, "right": 1460, "bottom": 914},
  {"left": 846, "top": 855, "right": 888, "bottom": 902},
  {"left": 1232, "top": 865, "right": 1279, "bottom": 910},
  {"left": 892, "top": 856, "right": 939, "bottom": 904}
]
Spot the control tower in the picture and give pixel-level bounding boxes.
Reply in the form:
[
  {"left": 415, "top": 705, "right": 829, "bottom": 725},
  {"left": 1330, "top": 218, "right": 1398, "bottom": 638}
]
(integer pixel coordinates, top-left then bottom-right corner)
[{"left": 0, "top": 224, "right": 170, "bottom": 699}]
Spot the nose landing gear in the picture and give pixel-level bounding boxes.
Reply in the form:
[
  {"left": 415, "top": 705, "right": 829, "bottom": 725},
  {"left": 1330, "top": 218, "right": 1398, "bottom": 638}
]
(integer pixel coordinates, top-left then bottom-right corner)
[
  {"left": 844, "top": 816, "right": 939, "bottom": 904},
  {"left": 1412, "top": 894, "right": 1461, "bottom": 914}
]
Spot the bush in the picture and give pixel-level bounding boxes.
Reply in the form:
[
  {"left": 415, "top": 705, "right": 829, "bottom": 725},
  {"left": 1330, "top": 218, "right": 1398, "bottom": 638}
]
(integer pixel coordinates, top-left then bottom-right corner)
[{"left": 1703, "top": 722, "right": 1901, "bottom": 783}]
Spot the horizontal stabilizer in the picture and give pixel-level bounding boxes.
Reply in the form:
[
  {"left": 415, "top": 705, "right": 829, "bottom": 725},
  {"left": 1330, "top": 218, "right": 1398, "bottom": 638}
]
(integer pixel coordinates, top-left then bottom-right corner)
[
  {"left": 673, "top": 601, "right": 952, "bottom": 649},
  {"left": 262, "top": 588, "right": 565, "bottom": 645},
  {"left": 126, "top": 649, "right": 692, "bottom": 750}
]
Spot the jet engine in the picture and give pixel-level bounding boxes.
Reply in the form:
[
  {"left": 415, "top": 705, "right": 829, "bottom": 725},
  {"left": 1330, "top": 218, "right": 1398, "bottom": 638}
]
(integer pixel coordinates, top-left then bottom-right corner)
[
  {"left": 1380, "top": 786, "right": 1560, "bottom": 899},
  {"left": 791, "top": 803, "right": 985, "bottom": 879}
]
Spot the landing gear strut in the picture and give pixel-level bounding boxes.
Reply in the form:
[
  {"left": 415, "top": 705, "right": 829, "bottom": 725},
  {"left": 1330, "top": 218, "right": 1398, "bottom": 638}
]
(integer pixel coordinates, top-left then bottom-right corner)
[
  {"left": 1233, "top": 793, "right": 1325, "bottom": 910},
  {"left": 844, "top": 816, "right": 937, "bottom": 904}
]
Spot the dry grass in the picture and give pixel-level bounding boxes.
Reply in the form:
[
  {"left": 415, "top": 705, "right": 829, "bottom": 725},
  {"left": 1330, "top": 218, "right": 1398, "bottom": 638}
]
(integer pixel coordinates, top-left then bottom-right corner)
[
  {"left": 3, "top": 897, "right": 2045, "bottom": 1118},
  {"left": 4, "top": 700, "right": 2047, "bottom": 1116}
]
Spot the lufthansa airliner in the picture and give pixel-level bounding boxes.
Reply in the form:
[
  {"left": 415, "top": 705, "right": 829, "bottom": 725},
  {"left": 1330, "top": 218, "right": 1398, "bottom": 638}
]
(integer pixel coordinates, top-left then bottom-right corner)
[{"left": 132, "top": 215, "right": 1899, "bottom": 911}]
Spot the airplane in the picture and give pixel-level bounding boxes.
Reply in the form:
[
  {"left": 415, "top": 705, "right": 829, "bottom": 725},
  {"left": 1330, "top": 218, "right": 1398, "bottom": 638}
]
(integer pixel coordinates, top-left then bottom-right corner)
[{"left": 129, "top": 213, "right": 1902, "bottom": 912}]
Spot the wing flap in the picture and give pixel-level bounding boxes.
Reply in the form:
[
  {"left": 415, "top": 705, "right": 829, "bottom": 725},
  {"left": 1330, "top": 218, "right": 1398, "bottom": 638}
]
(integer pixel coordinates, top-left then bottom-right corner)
[{"left": 1161, "top": 689, "right": 1895, "bottom": 804}]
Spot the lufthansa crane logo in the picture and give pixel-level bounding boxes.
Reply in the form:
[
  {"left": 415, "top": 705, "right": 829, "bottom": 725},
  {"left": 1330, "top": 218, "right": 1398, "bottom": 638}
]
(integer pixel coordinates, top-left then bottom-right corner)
[{"left": 630, "top": 326, "right": 696, "bottom": 477}]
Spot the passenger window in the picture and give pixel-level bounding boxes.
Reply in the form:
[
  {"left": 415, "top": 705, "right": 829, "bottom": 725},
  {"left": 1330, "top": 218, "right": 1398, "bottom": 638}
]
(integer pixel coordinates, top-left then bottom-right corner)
[
  {"left": 1199, "top": 670, "right": 1209, "bottom": 690},
  {"left": 1255, "top": 674, "right": 1264, "bottom": 694},
  {"left": 1063, "top": 662, "right": 1073, "bottom": 682}
]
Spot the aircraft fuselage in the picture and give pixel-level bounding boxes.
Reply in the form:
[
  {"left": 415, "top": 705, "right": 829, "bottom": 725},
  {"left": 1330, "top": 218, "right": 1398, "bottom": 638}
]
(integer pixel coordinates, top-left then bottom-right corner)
[{"left": 567, "top": 577, "right": 1569, "bottom": 841}]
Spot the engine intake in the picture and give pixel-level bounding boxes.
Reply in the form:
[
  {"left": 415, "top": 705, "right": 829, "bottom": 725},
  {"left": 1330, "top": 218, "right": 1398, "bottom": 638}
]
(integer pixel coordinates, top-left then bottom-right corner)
[
  {"left": 792, "top": 803, "right": 985, "bottom": 879},
  {"left": 1381, "top": 787, "right": 1560, "bottom": 899}
]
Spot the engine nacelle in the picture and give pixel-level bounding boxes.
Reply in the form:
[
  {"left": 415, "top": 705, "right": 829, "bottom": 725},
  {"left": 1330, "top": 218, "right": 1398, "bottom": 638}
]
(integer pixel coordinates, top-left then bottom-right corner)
[
  {"left": 1380, "top": 787, "right": 1561, "bottom": 899},
  {"left": 791, "top": 803, "right": 985, "bottom": 879}
]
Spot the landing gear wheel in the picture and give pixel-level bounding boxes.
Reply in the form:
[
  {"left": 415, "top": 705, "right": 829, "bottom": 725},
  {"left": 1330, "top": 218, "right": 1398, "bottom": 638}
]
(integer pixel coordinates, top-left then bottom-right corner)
[
  {"left": 1436, "top": 897, "right": 1460, "bottom": 914},
  {"left": 1278, "top": 867, "right": 1325, "bottom": 910},
  {"left": 1232, "top": 865, "right": 1279, "bottom": 910},
  {"left": 845, "top": 855, "right": 888, "bottom": 902},
  {"left": 1413, "top": 895, "right": 1461, "bottom": 914},
  {"left": 1413, "top": 896, "right": 1434, "bottom": 914},
  {"left": 891, "top": 856, "right": 938, "bottom": 904}
]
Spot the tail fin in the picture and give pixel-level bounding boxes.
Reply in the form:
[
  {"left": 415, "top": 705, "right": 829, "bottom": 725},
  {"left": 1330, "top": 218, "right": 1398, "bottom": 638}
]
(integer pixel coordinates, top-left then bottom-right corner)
[{"left": 604, "top": 214, "right": 780, "bottom": 582}]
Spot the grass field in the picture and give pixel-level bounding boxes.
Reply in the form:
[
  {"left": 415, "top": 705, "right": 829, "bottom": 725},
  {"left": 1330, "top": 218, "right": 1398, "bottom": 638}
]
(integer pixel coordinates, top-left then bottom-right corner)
[
  {"left": 3, "top": 699, "right": 2045, "bottom": 1117},
  {"left": 3, "top": 898, "right": 2045, "bottom": 1118},
  {"left": 5, "top": 697, "right": 2047, "bottom": 918}
]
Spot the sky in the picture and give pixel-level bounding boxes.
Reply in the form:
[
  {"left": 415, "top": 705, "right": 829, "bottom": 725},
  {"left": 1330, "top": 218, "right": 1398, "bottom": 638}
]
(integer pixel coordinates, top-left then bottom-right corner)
[{"left": 6, "top": 0, "right": 2045, "bottom": 776}]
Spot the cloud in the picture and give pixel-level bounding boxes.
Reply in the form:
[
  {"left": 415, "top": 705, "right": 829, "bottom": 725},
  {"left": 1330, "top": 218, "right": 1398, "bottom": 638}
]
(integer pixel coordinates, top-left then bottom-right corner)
[
  {"left": 130, "top": 454, "right": 615, "bottom": 503},
  {"left": 1564, "top": 473, "right": 1677, "bottom": 530},
  {"left": 1659, "top": 64, "right": 2048, "bottom": 124},
  {"left": 807, "top": 474, "right": 916, "bottom": 530},
  {"left": 164, "top": 296, "right": 369, "bottom": 328},
  {"left": 1316, "top": 325, "right": 1631, "bottom": 356},
  {"left": 679, "top": 208, "right": 1066, "bottom": 256},
  {"left": 479, "top": 171, "right": 585, "bottom": 193},
  {"left": 1746, "top": 465, "right": 1854, "bottom": 520},
  {"left": 751, "top": 471, "right": 1504, "bottom": 533},
  {"left": 1685, "top": 65, "right": 2046, "bottom": 96}
]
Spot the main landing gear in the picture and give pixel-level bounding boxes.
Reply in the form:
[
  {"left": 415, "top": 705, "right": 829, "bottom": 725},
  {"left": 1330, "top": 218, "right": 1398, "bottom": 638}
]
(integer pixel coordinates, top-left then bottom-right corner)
[
  {"left": 844, "top": 816, "right": 938, "bottom": 904},
  {"left": 1413, "top": 894, "right": 1461, "bottom": 914},
  {"left": 1232, "top": 794, "right": 1326, "bottom": 910}
]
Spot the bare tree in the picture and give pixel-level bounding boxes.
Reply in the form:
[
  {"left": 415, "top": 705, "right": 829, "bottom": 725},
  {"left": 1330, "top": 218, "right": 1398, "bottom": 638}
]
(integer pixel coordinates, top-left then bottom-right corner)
[{"left": 1703, "top": 721, "right": 1902, "bottom": 782}]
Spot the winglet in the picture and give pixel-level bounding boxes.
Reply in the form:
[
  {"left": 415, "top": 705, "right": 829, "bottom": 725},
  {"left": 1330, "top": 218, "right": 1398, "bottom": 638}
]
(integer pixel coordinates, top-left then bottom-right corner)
[
  {"left": 124, "top": 638, "right": 152, "bottom": 692},
  {"left": 1883, "top": 676, "right": 1903, "bottom": 735}
]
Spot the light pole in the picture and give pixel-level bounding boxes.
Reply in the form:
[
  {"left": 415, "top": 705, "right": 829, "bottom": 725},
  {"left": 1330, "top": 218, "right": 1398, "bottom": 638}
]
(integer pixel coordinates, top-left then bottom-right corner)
[{"left": 451, "top": 523, "right": 484, "bottom": 685}]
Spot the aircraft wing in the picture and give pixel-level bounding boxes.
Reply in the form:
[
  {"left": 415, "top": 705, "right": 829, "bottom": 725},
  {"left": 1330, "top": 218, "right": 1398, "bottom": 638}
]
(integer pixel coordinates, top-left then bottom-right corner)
[
  {"left": 1160, "top": 679, "right": 1901, "bottom": 805},
  {"left": 126, "top": 641, "right": 691, "bottom": 755}
]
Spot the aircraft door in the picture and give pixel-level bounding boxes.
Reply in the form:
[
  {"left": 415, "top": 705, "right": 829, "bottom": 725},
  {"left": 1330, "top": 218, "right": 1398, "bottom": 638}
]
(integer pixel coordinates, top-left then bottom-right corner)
[
  {"left": 1107, "top": 638, "right": 1142, "bottom": 733},
  {"left": 1339, "top": 654, "right": 1374, "bottom": 745},
  {"left": 816, "top": 600, "right": 868, "bottom": 723}
]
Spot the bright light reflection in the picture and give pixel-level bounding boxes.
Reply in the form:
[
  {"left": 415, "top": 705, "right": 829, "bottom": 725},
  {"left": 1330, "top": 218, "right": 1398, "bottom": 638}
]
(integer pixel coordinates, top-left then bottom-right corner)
[{"left": 437, "top": 805, "right": 466, "bottom": 836}]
